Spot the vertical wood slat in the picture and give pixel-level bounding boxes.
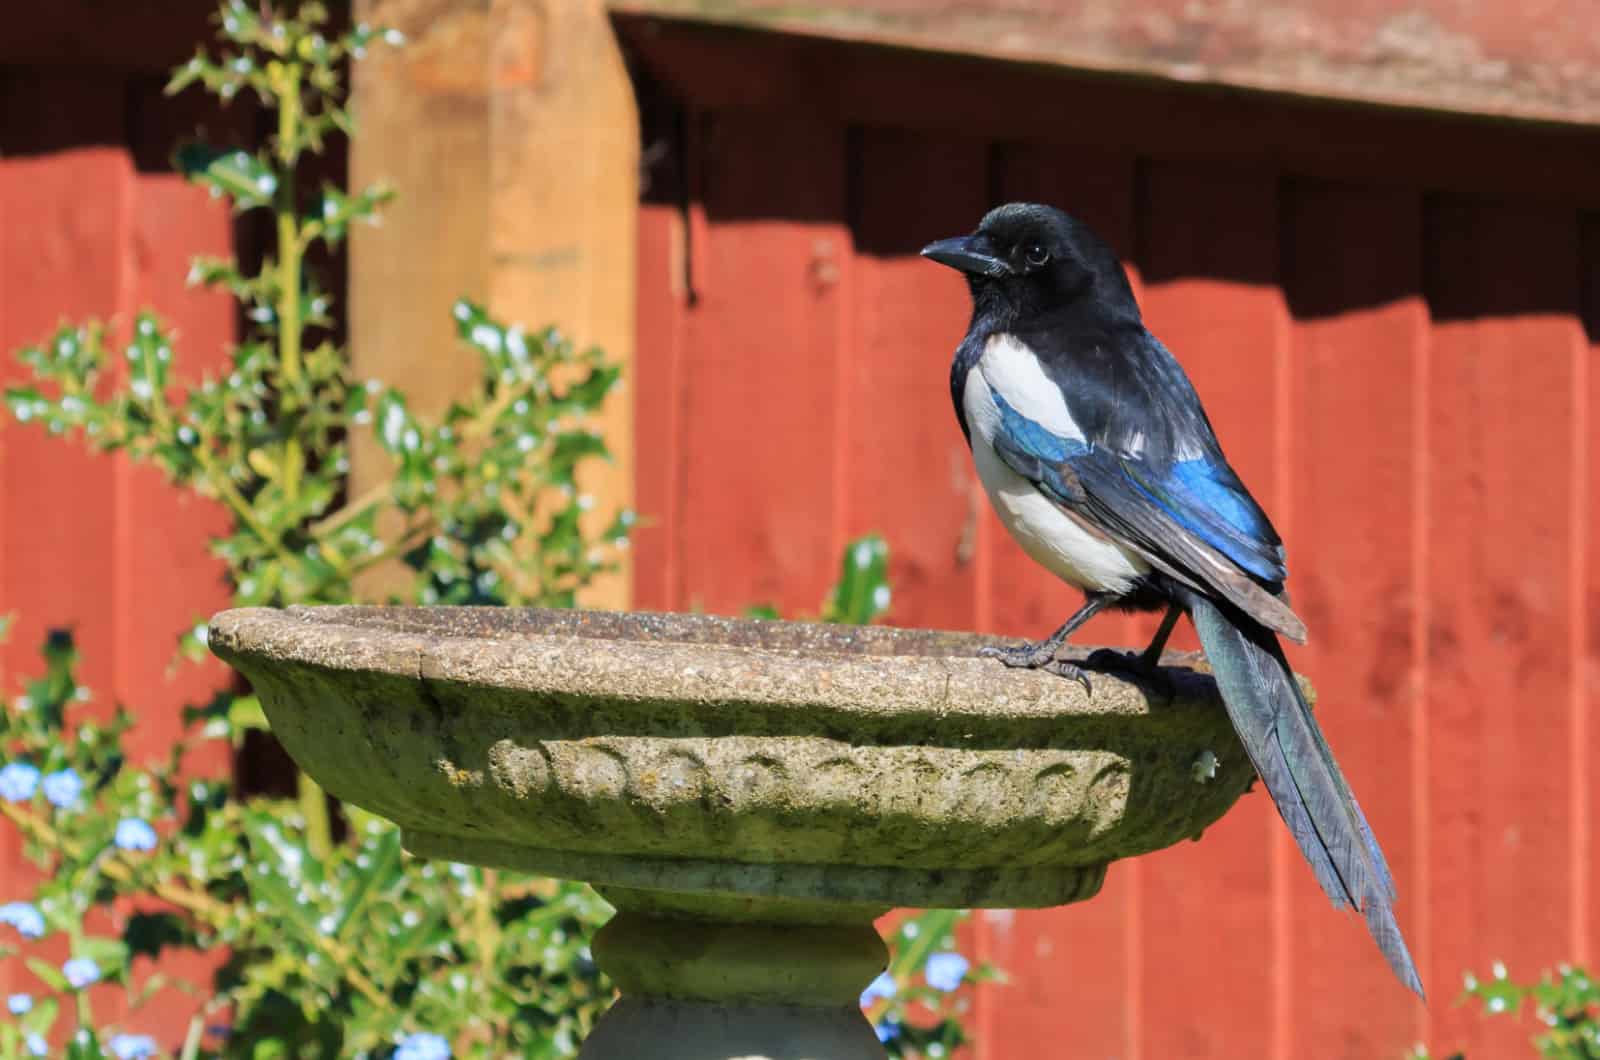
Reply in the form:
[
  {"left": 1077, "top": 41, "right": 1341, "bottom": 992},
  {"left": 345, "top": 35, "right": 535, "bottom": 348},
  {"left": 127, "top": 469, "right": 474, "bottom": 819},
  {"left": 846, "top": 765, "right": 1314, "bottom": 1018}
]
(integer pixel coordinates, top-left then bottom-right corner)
[
  {"left": 1584, "top": 214, "right": 1599, "bottom": 972},
  {"left": 1281, "top": 179, "right": 1427, "bottom": 1052},
  {"left": 0, "top": 150, "right": 130, "bottom": 690},
  {"left": 110, "top": 170, "right": 238, "bottom": 1052},
  {"left": 0, "top": 147, "right": 131, "bottom": 1005},
  {"left": 671, "top": 110, "right": 849, "bottom": 617},
  {"left": 119, "top": 175, "right": 235, "bottom": 766},
  {"left": 631, "top": 198, "right": 688, "bottom": 612},
  {"left": 0, "top": 64, "right": 243, "bottom": 1037},
  {"left": 1424, "top": 199, "right": 1584, "bottom": 1057},
  {"left": 847, "top": 128, "right": 988, "bottom": 631},
  {"left": 1132, "top": 161, "right": 1285, "bottom": 1059}
]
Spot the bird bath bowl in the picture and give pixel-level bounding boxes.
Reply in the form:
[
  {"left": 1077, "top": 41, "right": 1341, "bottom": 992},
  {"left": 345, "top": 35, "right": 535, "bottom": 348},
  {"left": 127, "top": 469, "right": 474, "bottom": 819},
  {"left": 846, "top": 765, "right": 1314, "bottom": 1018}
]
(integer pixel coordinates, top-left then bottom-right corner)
[{"left": 208, "top": 606, "right": 1255, "bottom": 1059}]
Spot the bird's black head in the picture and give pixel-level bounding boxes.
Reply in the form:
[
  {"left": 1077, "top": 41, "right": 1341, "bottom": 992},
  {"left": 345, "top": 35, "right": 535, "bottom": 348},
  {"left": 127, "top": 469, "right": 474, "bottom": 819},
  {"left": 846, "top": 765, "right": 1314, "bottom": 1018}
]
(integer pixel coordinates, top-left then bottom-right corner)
[{"left": 920, "top": 203, "right": 1139, "bottom": 325}]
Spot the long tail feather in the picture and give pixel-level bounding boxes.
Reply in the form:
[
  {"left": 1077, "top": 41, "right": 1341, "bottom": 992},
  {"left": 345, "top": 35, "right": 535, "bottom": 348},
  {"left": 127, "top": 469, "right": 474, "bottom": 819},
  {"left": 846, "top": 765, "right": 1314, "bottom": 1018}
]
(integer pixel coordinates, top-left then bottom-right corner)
[{"left": 1185, "top": 591, "right": 1423, "bottom": 998}]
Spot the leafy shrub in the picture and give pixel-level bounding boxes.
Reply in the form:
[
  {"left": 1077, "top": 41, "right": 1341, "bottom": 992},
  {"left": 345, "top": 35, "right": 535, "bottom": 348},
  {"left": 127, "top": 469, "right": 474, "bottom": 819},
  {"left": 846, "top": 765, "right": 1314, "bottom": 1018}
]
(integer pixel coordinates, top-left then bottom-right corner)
[
  {"left": 0, "top": 2, "right": 988, "bottom": 1056},
  {"left": 1409, "top": 961, "right": 1600, "bottom": 1060}
]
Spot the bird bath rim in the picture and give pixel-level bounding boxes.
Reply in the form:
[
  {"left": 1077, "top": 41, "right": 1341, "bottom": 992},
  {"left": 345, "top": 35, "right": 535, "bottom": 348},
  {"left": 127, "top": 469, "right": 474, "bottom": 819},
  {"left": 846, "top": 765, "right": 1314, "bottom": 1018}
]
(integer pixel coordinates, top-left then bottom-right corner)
[{"left": 206, "top": 605, "right": 1256, "bottom": 912}]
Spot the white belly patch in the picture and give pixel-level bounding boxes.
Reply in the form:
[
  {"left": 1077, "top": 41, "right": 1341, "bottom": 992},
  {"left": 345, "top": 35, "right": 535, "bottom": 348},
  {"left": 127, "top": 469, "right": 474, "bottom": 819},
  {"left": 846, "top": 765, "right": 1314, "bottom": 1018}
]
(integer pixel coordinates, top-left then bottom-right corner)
[{"left": 963, "top": 344, "right": 1148, "bottom": 595}]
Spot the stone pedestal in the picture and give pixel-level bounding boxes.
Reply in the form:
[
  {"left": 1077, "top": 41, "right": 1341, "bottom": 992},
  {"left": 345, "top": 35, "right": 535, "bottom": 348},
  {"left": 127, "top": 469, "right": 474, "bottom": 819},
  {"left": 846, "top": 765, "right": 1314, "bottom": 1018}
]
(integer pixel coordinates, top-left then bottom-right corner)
[
  {"left": 581, "top": 889, "right": 887, "bottom": 1059},
  {"left": 209, "top": 605, "right": 1260, "bottom": 1056}
]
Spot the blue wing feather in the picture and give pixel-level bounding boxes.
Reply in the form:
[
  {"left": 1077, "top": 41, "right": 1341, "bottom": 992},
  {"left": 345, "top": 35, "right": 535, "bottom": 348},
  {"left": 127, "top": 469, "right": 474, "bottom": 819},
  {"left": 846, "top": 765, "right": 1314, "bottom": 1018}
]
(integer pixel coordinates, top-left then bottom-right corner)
[
  {"left": 992, "top": 391, "right": 1086, "bottom": 464},
  {"left": 989, "top": 388, "right": 1285, "bottom": 585},
  {"left": 1128, "top": 458, "right": 1284, "bottom": 583}
]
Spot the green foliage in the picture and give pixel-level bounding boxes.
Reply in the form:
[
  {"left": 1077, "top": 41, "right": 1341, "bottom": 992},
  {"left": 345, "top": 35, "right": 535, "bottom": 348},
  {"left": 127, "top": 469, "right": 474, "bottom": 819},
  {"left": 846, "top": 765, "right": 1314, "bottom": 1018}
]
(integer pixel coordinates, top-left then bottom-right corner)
[
  {"left": 0, "top": 631, "right": 612, "bottom": 1058},
  {"left": 1409, "top": 961, "right": 1600, "bottom": 1060},
  {"left": 0, "top": 3, "right": 988, "bottom": 1057},
  {"left": 1466, "top": 962, "right": 1600, "bottom": 1057},
  {"left": 824, "top": 535, "right": 893, "bottom": 624},
  {"left": 746, "top": 533, "right": 892, "bottom": 625},
  {"left": 0, "top": 3, "right": 626, "bottom": 1056}
]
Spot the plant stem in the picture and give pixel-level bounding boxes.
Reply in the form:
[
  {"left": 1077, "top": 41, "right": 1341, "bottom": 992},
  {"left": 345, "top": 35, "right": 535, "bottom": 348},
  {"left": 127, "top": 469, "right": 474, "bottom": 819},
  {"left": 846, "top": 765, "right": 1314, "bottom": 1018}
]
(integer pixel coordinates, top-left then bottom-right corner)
[
  {"left": 275, "top": 62, "right": 304, "bottom": 394},
  {"left": 272, "top": 58, "right": 333, "bottom": 861},
  {"left": 308, "top": 478, "right": 391, "bottom": 537},
  {"left": 476, "top": 868, "right": 500, "bottom": 985},
  {"left": 340, "top": 519, "right": 430, "bottom": 581},
  {"left": 298, "top": 774, "right": 333, "bottom": 858},
  {"left": 193, "top": 448, "right": 294, "bottom": 565},
  {"left": 275, "top": 64, "right": 306, "bottom": 508}
]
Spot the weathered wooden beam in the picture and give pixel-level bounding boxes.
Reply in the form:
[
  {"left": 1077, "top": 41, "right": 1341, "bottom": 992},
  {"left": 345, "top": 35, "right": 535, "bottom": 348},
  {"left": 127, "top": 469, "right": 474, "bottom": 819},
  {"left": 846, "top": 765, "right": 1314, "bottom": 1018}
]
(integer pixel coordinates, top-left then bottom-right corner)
[
  {"left": 616, "top": 14, "right": 1600, "bottom": 210},
  {"left": 350, "top": 0, "right": 637, "bottom": 608},
  {"left": 609, "top": 0, "right": 1600, "bottom": 128}
]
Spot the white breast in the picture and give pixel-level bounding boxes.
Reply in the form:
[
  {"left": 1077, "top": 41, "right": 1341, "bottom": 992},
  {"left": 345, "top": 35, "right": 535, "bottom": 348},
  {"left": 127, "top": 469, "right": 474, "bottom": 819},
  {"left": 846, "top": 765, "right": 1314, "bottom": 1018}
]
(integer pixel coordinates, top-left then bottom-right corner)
[
  {"left": 977, "top": 332, "right": 1085, "bottom": 442},
  {"left": 963, "top": 337, "right": 1149, "bottom": 595}
]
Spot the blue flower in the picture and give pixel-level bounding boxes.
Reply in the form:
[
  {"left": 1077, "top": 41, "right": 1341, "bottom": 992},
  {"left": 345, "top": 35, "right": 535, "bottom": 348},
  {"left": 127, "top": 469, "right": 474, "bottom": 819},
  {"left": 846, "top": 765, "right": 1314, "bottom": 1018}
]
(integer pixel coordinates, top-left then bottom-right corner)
[
  {"left": 395, "top": 1032, "right": 451, "bottom": 1060},
  {"left": 0, "top": 763, "right": 40, "bottom": 802},
  {"left": 110, "top": 1034, "right": 158, "bottom": 1059},
  {"left": 0, "top": 902, "right": 45, "bottom": 939},
  {"left": 8, "top": 993, "right": 32, "bottom": 1014},
  {"left": 924, "top": 951, "right": 970, "bottom": 992},
  {"left": 42, "top": 768, "right": 83, "bottom": 809},
  {"left": 63, "top": 956, "right": 100, "bottom": 989},
  {"left": 859, "top": 970, "right": 897, "bottom": 1007},
  {"left": 875, "top": 1018, "right": 902, "bottom": 1043},
  {"left": 114, "top": 819, "right": 158, "bottom": 852},
  {"left": 24, "top": 1033, "right": 47, "bottom": 1057}
]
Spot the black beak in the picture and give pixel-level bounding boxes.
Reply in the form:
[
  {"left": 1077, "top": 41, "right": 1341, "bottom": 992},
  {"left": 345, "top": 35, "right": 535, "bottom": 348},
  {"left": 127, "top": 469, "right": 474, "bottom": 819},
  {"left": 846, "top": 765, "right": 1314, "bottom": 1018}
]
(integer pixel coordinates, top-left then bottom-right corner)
[{"left": 920, "top": 235, "right": 1011, "bottom": 278}]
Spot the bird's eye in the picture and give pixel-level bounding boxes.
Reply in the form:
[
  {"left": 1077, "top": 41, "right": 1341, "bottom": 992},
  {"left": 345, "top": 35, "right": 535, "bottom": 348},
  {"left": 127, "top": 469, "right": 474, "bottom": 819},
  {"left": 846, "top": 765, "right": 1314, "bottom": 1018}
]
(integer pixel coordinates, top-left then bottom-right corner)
[{"left": 1023, "top": 242, "right": 1050, "bottom": 267}]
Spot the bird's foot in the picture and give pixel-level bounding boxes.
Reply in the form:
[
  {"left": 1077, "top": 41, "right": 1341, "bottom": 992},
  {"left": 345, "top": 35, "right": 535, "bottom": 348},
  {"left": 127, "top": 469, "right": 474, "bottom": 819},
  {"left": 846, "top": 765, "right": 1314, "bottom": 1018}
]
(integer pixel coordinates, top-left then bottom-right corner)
[
  {"left": 978, "top": 640, "right": 1055, "bottom": 669},
  {"left": 1084, "top": 647, "right": 1174, "bottom": 699},
  {"left": 978, "top": 642, "right": 1093, "bottom": 694}
]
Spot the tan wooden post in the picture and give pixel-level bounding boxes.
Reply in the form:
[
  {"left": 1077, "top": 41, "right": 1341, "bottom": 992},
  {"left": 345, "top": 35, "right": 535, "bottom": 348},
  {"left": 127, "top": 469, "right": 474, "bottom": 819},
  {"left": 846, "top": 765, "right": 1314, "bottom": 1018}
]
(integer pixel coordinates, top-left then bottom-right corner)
[{"left": 350, "top": 0, "right": 638, "bottom": 609}]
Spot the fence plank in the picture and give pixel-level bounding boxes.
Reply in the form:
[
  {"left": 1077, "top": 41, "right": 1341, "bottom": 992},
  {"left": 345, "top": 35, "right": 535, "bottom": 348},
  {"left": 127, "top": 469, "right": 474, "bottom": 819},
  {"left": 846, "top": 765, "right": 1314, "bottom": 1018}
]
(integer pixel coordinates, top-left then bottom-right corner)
[
  {"left": 1585, "top": 215, "right": 1599, "bottom": 972},
  {"left": 119, "top": 174, "right": 235, "bottom": 764},
  {"left": 1424, "top": 198, "right": 1584, "bottom": 1057},
  {"left": 632, "top": 198, "right": 688, "bottom": 612},
  {"left": 671, "top": 109, "right": 849, "bottom": 617},
  {"left": 1132, "top": 160, "right": 1285, "bottom": 1059},
  {"left": 846, "top": 127, "right": 987, "bottom": 630},
  {"left": 1282, "top": 179, "right": 1427, "bottom": 1053},
  {"left": 0, "top": 146, "right": 131, "bottom": 1003}
]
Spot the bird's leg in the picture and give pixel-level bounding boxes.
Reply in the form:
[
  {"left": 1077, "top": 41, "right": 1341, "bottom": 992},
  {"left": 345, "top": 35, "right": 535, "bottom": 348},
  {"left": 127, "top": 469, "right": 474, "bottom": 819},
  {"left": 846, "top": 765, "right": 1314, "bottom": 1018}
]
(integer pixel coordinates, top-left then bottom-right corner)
[
  {"left": 1086, "top": 604, "right": 1182, "bottom": 692},
  {"left": 1136, "top": 604, "right": 1182, "bottom": 668},
  {"left": 979, "top": 594, "right": 1112, "bottom": 693}
]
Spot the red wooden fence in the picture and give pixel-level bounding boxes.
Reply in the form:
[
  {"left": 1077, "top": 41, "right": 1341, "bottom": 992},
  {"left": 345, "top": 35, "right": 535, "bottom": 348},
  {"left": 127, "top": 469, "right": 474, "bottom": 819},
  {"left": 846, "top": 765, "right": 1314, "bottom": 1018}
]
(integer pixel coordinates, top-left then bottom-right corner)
[
  {"left": 4, "top": 10, "right": 1599, "bottom": 1058},
  {"left": 624, "top": 18, "right": 1599, "bottom": 1058},
  {"left": 0, "top": 68, "right": 236, "bottom": 1041}
]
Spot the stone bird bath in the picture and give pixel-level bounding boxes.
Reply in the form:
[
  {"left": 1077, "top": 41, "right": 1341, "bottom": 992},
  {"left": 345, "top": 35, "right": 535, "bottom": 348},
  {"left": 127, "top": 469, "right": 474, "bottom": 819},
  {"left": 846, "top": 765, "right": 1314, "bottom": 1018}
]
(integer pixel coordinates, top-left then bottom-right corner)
[{"left": 208, "top": 606, "right": 1256, "bottom": 1058}]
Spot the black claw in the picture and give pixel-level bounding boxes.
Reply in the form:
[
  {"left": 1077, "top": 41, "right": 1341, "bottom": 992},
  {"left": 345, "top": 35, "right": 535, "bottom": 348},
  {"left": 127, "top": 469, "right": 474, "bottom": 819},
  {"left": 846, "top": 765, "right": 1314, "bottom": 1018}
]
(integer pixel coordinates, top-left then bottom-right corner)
[{"left": 1043, "top": 659, "right": 1093, "bottom": 695}]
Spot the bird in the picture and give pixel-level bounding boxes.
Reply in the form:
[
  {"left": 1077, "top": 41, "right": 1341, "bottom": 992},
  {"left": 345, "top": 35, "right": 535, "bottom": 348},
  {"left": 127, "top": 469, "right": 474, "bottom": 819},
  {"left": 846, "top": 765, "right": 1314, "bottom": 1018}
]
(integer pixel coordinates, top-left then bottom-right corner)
[{"left": 921, "top": 202, "right": 1423, "bottom": 998}]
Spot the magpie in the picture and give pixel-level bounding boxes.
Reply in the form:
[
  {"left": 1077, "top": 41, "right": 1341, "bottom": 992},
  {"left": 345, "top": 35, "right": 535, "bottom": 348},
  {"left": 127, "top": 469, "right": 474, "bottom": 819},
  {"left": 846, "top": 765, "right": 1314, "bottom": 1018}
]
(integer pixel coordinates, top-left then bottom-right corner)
[{"left": 922, "top": 203, "right": 1423, "bottom": 997}]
